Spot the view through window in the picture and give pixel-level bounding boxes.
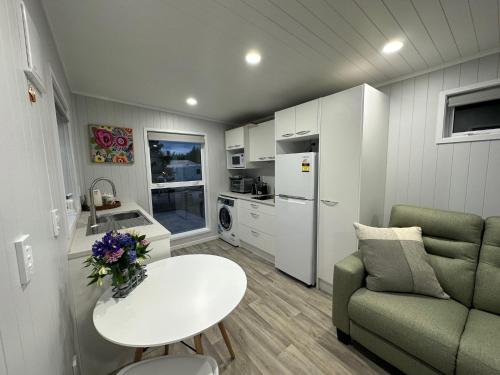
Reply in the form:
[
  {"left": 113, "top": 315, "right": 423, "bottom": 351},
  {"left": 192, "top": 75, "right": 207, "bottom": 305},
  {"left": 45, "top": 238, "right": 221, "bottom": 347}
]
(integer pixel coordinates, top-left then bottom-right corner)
[{"left": 147, "top": 132, "right": 207, "bottom": 236}]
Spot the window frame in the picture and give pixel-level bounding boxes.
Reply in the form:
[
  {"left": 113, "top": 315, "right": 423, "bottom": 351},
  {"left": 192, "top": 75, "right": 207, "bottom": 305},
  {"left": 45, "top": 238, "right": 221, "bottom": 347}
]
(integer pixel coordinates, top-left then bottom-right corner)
[
  {"left": 144, "top": 128, "right": 210, "bottom": 239},
  {"left": 436, "top": 79, "right": 500, "bottom": 144},
  {"left": 50, "top": 66, "right": 81, "bottom": 243}
]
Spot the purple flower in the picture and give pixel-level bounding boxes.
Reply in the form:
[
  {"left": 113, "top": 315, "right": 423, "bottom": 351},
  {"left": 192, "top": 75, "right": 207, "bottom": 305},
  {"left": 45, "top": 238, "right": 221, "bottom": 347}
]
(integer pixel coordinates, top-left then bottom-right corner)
[
  {"left": 117, "top": 232, "right": 136, "bottom": 250},
  {"left": 104, "top": 248, "right": 124, "bottom": 263},
  {"left": 127, "top": 249, "right": 137, "bottom": 264}
]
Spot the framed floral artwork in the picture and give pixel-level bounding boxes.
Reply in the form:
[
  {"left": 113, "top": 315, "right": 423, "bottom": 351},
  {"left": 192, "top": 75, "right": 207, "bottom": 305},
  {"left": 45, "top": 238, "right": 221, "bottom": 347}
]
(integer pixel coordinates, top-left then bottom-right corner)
[{"left": 89, "top": 125, "right": 134, "bottom": 164}]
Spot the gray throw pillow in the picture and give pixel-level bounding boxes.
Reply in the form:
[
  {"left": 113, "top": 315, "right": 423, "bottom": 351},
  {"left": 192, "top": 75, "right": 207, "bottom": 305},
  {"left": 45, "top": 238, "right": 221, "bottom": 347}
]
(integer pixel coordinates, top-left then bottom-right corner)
[{"left": 354, "top": 223, "right": 449, "bottom": 299}]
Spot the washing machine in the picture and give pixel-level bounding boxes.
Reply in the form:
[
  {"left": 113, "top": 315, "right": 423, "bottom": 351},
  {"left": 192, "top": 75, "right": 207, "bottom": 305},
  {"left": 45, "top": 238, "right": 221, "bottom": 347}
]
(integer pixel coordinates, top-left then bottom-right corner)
[{"left": 217, "top": 195, "right": 239, "bottom": 246}]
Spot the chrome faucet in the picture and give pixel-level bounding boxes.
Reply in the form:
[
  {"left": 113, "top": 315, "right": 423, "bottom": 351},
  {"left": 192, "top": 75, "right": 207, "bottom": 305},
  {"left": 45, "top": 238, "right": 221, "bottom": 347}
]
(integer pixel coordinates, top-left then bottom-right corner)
[{"left": 89, "top": 178, "right": 117, "bottom": 229}]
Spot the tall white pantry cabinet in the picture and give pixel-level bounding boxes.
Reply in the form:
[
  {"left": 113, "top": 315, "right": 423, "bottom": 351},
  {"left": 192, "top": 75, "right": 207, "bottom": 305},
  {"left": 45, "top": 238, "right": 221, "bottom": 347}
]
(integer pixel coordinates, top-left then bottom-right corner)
[{"left": 317, "top": 84, "right": 389, "bottom": 290}]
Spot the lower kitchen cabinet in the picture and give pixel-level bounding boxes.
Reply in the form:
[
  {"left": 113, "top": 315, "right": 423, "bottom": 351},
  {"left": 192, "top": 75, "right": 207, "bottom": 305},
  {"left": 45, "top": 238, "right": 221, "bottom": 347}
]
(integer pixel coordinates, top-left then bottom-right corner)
[{"left": 238, "top": 200, "right": 275, "bottom": 256}]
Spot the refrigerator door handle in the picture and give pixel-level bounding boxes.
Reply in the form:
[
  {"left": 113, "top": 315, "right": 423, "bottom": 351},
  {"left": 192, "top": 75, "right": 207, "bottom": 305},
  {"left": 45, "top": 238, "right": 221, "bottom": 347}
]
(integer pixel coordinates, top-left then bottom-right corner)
[
  {"left": 321, "top": 199, "right": 339, "bottom": 206},
  {"left": 278, "top": 194, "right": 307, "bottom": 201}
]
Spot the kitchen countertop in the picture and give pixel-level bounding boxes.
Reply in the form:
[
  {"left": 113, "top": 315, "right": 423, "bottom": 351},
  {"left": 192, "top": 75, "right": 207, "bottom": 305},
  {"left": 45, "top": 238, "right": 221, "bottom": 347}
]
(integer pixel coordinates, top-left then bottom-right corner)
[
  {"left": 220, "top": 192, "right": 275, "bottom": 207},
  {"left": 68, "top": 202, "right": 171, "bottom": 260}
]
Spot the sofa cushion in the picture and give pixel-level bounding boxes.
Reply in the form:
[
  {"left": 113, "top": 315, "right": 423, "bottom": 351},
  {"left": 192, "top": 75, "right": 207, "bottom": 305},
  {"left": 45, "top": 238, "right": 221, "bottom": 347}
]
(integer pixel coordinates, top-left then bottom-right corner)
[
  {"left": 348, "top": 288, "right": 469, "bottom": 374},
  {"left": 353, "top": 223, "right": 448, "bottom": 298},
  {"left": 389, "top": 205, "right": 483, "bottom": 307},
  {"left": 456, "top": 309, "right": 500, "bottom": 375},
  {"left": 474, "top": 217, "right": 500, "bottom": 315}
]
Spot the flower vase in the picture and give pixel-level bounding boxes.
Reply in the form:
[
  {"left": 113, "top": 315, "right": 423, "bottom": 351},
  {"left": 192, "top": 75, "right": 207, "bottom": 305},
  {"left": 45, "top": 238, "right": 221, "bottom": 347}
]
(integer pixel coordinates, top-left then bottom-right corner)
[{"left": 112, "top": 266, "right": 147, "bottom": 298}]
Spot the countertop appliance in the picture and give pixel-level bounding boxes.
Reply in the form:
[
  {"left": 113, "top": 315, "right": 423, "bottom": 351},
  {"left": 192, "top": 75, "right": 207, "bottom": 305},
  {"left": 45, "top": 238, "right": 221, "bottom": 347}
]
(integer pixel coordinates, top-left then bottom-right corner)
[
  {"left": 230, "top": 176, "right": 254, "bottom": 193},
  {"left": 229, "top": 153, "right": 245, "bottom": 168},
  {"left": 251, "top": 176, "right": 269, "bottom": 195},
  {"left": 275, "top": 152, "right": 318, "bottom": 285},
  {"left": 217, "top": 195, "right": 239, "bottom": 246}
]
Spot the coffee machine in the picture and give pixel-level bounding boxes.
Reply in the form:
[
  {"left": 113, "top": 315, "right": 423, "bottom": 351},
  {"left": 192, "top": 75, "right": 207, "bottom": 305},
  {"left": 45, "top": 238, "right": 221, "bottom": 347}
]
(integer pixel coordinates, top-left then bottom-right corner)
[{"left": 251, "top": 176, "right": 269, "bottom": 195}]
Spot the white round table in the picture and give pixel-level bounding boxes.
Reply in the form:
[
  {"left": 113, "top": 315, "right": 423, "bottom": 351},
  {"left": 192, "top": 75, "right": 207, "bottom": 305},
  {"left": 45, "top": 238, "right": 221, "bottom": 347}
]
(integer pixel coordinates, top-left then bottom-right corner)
[{"left": 93, "top": 254, "right": 247, "bottom": 361}]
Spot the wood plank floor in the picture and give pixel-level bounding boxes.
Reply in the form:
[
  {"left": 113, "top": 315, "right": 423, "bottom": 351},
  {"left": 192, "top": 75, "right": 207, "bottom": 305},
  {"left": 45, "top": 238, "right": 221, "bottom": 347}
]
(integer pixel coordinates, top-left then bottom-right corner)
[{"left": 137, "top": 239, "right": 391, "bottom": 375}]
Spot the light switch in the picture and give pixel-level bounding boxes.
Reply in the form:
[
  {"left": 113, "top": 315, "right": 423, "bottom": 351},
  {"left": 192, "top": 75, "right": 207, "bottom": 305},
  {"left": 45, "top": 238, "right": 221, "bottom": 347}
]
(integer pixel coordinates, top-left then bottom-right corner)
[
  {"left": 14, "top": 234, "right": 34, "bottom": 286},
  {"left": 51, "top": 208, "right": 61, "bottom": 237}
]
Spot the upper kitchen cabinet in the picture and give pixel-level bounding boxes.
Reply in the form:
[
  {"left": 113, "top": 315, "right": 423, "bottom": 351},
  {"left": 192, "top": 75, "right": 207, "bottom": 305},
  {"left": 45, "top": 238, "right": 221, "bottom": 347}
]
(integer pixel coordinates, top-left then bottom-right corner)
[
  {"left": 225, "top": 126, "right": 245, "bottom": 150},
  {"left": 275, "top": 107, "right": 295, "bottom": 140},
  {"left": 225, "top": 124, "right": 258, "bottom": 169},
  {"left": 275, "top": 99, "right": 319, "bottom": 141},
  {"left": 249, "top": 120, "right": 275, "bottom": 162},
  {"left": 295, "top": 99, "right": 319, "bottom": 136}
]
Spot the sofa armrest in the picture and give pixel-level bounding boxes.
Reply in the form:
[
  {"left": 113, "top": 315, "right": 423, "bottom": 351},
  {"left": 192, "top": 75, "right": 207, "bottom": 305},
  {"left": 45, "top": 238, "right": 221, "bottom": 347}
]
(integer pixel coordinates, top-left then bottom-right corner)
[{"left": 332, "top": 252, "right": 365, "bottom": 335}]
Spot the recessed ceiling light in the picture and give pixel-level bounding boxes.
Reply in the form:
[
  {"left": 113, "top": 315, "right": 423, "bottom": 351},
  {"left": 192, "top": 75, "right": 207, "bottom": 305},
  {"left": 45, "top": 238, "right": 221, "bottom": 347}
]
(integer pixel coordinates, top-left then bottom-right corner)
[
  {"left": 186, "top": 97, "right": 198, "bottom": 106},
  {"left": 382, "top": 40, "right": 403, "bottom": 54},
  {"left": 245, "top": 50, "right": 262, "bottom": 65}
]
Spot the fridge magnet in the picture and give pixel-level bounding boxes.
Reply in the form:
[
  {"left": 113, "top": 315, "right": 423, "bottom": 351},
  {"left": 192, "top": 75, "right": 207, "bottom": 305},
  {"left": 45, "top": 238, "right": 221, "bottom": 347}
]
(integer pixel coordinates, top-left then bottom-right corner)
[{"left": 89, "top": 125, "right": 134, "bottom": 164}]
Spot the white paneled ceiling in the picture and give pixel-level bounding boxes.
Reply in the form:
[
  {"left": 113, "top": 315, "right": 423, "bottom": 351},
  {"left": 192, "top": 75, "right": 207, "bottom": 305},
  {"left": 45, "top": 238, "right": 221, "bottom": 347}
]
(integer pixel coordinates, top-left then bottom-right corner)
[{"left": 42, "top": 0, "right": 500, "bottom": 123}]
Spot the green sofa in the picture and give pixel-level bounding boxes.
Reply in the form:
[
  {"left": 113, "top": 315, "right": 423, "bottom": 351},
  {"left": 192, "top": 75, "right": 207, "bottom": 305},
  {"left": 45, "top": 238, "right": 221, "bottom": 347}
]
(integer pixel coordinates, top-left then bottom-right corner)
[{"left": 333, "top": 205, "right": 500, "bottom": 375}]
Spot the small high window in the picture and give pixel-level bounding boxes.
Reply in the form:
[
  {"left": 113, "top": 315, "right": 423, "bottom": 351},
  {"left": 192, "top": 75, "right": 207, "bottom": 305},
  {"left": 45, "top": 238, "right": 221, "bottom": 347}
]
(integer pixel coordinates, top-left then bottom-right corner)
[{"left": 436, "top": 80, "right": 500, "bottom": 144}]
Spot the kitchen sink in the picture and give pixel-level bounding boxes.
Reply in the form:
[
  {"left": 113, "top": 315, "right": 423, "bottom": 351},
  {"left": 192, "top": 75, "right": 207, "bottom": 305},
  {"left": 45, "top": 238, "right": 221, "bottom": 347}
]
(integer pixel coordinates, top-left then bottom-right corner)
[
  {"left": 100, "top": 211, "right": 142, "bottom": 221},
  {"left": 86, "top": 210, "right": 152, "bottom": 236}
]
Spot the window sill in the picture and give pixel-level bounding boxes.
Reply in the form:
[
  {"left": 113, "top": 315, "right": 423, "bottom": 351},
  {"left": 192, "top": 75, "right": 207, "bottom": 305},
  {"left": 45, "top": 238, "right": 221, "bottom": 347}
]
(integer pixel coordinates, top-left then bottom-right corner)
[
  {"left": 436, "top": 132, "right": 500, "bottom": 144},
  {"left": 171, "top": 227, "right": 211, "bottom": 241}
]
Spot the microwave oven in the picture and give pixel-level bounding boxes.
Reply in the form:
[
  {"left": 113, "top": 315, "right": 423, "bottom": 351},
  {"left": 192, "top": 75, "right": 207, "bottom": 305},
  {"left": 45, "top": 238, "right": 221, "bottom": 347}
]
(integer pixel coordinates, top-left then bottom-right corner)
[{"left": 230, "top": 153, "right": 245, "bottom": 168}]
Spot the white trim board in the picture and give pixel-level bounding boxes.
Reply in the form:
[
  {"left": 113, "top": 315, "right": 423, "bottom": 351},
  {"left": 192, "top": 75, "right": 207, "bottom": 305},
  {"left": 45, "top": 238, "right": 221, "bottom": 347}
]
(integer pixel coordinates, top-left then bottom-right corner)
[
  {"left": 318, "top": 278, "right": 333, "bottom": 296},
  {"left": 73, "top": 91, "right": 237, "bottom": 126},
  {"left": 239, "top": 241, "right": 275, "bottom": 264},
  {"left": 170, "top": 235, "right": 219, "bottom": 251},
  {"left": 374, "top": 47, "right": 500, "bottom": 89}
]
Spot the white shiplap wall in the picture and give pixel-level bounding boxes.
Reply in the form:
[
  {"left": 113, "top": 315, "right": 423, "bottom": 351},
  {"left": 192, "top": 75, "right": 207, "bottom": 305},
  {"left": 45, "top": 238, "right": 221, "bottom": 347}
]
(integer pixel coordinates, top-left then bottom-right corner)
[
  {"left": 73, "top": 95, "right": 231, "bottom": 245},
  {"left": 0, "top": 0, "right": 77, "bottom": 374},
  {"left": 381, "top": 53, "right": 500, "bottom": 222}
]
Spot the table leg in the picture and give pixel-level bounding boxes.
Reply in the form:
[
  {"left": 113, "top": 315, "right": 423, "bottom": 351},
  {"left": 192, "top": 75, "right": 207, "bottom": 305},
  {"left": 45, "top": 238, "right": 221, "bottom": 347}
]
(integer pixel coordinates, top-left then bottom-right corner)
[
  {"left": 218, "top": 321, "right": 235, "bottom": 359},
  {"left": 194, "top": 334, "right": 204, "bottom": 354},
  {"left": 134, "top": 347, "right": 144, "bottom": 362},
  {"left": 164, "top": 344, "right": 169, "bottom": 355}
]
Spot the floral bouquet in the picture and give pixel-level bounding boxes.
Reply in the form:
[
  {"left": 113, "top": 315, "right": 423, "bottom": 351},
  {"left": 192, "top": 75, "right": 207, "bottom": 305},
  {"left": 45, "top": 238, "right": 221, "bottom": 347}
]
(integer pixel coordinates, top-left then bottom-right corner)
[{"left": 85, "top": 230, "right": 151, "bottom": 288}]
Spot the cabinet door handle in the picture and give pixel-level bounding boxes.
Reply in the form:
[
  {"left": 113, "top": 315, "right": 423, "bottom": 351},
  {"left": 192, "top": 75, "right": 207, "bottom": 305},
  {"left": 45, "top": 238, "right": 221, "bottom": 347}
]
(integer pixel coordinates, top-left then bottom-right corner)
[
  {"left": 250, "top": 213, "right": 259, "bottom": 219},
  {"left": 321, "top": 200, "right": 339, "bottom": 206},
  {"left": 266, "top": 156, "right": 275, "bottom": 160},
  {"left": 251, "top": 230, "right": 260, "bottom": 237},
  {"left": 250, "top": 203, "right": 259, "bottom": 209},
  {"left": 234, "top": 144, "right": 242, "bottom": 148},
  {"left": 281, "top": 133, "right": 294, "bottom": 137},
  {"left": 258, "top": 157, "right": 266, "bottom": 160},
  {"left": 296, "top": 130, "right": 311, "bottom": 135}
]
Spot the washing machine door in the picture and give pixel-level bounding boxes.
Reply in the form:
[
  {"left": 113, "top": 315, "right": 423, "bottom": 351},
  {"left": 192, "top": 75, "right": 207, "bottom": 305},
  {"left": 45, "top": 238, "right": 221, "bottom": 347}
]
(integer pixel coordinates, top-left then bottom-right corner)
[{"left": 218, "top": 206, "right": 232, "bottom": 231}]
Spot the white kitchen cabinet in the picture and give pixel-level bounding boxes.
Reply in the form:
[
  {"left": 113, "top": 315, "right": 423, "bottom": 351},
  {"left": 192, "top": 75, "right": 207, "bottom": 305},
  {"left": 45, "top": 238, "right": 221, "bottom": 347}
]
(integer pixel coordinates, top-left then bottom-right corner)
[
  {"left": 225, "top": 126, "right": 245, "bottom": 150},
  {"left": 249, "top": 120, "right": 275, "bottom": 161},
  {"left": 295, "top": 99, "right": 319, "bottom": 136},
  {"left": 238, "top": 200, "right": 275, "bottom": 256},
  {"left": 275, "top": 107, "right": 296, "bottom": 140},
  {"left": 317, "top": 84, "right": 389, "bottom": 290},
  {"left": 239, "top": 224, "right": 275, "bottom": 256},
  {"left": 275, "top": 99, "right": 319, "bottom": 141},
  {"left": 69, "top": 236, "right": 171, "bottom": 375}
]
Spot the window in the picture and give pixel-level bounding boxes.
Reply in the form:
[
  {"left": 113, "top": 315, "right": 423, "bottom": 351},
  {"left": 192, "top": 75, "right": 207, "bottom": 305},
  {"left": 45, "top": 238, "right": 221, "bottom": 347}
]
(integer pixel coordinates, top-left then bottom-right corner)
[
  {"left": 145, "top": 131, "right": 208, "bottom": 237},
  {"left": 437, "top": 80, "right": 500, "bottom": 144}
]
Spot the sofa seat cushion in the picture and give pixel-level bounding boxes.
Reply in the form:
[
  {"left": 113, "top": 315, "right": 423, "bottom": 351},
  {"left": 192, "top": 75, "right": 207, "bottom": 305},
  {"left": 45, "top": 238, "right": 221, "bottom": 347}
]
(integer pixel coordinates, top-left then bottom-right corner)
[
  {"left": 348, "top": 288, "right": 469, "bottom": 374},
  {"left": 457, "top": 309, "right": 500, "bottom": 375}
]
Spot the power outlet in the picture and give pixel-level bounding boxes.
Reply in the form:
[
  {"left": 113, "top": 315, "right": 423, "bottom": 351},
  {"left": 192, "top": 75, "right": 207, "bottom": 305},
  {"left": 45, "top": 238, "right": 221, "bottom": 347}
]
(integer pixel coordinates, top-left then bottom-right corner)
[{"left": 14, "top": 234, "right": 34, "bottom": 286}]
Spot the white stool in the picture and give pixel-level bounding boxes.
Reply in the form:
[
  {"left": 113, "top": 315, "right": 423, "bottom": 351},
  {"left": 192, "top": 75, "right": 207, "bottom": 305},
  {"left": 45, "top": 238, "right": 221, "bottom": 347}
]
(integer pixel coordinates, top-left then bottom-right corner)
[{"left": 117, "top": 355, "right": 219, "bottom": 375}]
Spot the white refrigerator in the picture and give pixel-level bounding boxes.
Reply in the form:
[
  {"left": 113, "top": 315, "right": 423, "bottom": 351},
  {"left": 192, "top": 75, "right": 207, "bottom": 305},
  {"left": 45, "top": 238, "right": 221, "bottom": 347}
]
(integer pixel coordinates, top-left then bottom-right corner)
[{"left": 275, "top": 152, "right": 317, "bottom": 285}]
